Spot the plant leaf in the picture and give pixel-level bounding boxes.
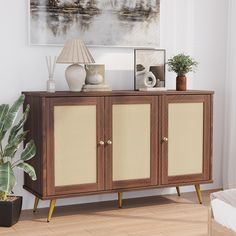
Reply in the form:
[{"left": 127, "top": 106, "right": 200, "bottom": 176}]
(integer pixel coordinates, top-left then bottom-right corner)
[
  {"left": 8, "top": 104, "right": 30, "bottom": 144},
  {"left": 21, "top": 140, "right": 36, "bottom": 161},
  {"left": 3, "top": 131, "right": 28, "bottom": 158},
  {"left": 6, "top": 95, "right": 25, "bottom": 129},
  {"left": 0, "top": 162, "right": 16, "bottom": 193},
  {"left": 0, "top": 104, "right": 9, "bottom": 126},
  {"left": 17, "top": 163, "right": 37, "bottom": 181},
  {"left": 0, "top": 104, "right": 9, "bottom": 140},
  {"left": 0, "top": 95, "right": 25, "bottom": 141}
]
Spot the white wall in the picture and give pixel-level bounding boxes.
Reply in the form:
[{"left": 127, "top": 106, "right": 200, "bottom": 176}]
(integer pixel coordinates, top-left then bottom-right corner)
[
  {"left": 192, "top": 0, "right": 228, "bottom": 193},
  {"left": 222, "top": 0, "right": 236, "bottom": 188},
  {"left": 0, "top": 0, "right": 228, "bottom": 209}
]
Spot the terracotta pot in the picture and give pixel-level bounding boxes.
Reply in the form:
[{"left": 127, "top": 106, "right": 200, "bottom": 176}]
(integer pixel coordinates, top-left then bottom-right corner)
[{"left": 176, "top": 76, "right": 187, "bottom": 91}]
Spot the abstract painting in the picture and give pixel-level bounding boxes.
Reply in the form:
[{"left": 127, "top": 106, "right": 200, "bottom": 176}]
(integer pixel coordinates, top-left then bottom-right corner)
[{"left": 30, "top": 0, "right": 160, "bottom": 47}]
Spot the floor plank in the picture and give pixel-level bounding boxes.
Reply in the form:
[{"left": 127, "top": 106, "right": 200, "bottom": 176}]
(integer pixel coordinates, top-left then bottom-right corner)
[{"left": 0, "top": 190, "right": 218, "bottom": 236}]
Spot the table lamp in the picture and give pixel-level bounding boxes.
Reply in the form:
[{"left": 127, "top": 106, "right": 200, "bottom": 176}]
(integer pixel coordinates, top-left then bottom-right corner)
[{"left": 57, "top": 38, "right": 95, "bottom": 91}]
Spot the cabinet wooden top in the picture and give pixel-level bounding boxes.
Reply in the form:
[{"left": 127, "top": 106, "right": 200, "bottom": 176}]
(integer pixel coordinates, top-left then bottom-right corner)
[{"left": 22, "top": 90, "right": 214, "bottom": 98}]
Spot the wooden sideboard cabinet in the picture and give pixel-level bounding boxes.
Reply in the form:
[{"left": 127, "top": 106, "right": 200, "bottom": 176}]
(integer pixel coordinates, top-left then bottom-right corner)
[{"left": 22, "top": 90, "right": 213, "bottom": 222}]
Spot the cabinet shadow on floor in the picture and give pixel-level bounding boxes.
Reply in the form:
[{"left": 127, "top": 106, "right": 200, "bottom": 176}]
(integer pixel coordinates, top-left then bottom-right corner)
[{"left": 19, "top": 193, "right": 200, "bottom": 223}]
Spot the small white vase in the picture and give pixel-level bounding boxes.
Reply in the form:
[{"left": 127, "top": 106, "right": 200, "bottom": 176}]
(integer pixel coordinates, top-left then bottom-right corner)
[{"left": 85, "top": 72, "right": 103, "bottom": 85}]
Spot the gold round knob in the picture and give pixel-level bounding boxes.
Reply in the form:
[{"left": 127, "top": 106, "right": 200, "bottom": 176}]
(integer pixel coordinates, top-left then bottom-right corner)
[
  {"left": 107, "top": 140, "right": 112, "bottom": 145},
  {"left": 162, "top": 137, "right": 168, "bottom": 142},
  {"left": 99, "top": 141, "right": 105, "bottom": 145}
]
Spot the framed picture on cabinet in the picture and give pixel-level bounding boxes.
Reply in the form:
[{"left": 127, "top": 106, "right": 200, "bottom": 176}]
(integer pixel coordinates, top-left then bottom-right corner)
[
  {"left": 29, "top": 0, "right": 160, "bottom": 47},
  {"left": 134, "top": 49, "right": 166, "bottom": 91}
]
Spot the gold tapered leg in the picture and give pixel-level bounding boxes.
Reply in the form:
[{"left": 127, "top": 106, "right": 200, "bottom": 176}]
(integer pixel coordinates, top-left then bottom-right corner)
[
  {"left": 176, "top": 186, "right": 181, "bottom": 196},
  {"left": 195, "top": 184, "right": 203, "bottom": 204},
  {"left": 47, "top": 199, "right": 56, "bottom": 222},
  {"left": 118, "top": 192, "right": 122, "bottom": 208},
  {"left": 33, "top": 197, "right": 39, "bottom": 212}
]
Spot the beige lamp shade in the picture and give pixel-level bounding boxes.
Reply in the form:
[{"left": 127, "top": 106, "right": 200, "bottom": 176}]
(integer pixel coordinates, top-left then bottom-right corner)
[{"left": 57, "top": 38, "right": 95, "bottom": 64}]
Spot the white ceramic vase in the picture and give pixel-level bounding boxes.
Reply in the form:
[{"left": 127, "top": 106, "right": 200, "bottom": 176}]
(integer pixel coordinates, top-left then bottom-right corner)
[
  {"left": 85, "top": 72, "right": 103, "bottom": 85},
  {"left": 65, "top": 64, "right": 86, "bottom": 91}
]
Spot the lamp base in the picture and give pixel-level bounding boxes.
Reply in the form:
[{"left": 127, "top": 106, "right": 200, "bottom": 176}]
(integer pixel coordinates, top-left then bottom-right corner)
[{"left": 65, "top": 64, "right": 86, "bottom": 91}]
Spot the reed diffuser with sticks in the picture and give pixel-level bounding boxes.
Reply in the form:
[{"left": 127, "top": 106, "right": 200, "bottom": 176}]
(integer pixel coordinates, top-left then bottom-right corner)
[{"left": 46, "top": 56, "right": 56, "bottom": 93}]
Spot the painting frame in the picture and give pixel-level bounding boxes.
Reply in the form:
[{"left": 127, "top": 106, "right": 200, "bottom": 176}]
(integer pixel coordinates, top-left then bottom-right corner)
[
  {"left": 134, "top": 48, "right": 166, "bottom": 90},
  {"left": 29, "top": 0, "right": 160, "bottom": 47}
]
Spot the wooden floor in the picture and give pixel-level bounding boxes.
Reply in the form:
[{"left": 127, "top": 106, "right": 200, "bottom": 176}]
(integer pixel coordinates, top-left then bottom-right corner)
[{"left": 0, "top": 190, "right": 217, "bottom": 236}]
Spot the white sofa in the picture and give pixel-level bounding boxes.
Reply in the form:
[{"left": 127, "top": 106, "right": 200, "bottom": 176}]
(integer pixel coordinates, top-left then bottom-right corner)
[{"left": 209, "top": 189, "right": 236, "bottom": 236}]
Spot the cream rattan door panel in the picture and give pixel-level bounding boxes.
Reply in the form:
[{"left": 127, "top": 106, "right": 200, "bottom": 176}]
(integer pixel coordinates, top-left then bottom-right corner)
[
  {"left": 112, "top": 104, "right": 151, "bottom": 181},
  {"left": 54, "top": 105, "right": 97, "bottom": 186},
  {"left": 168, "top": 103, "right": 203, "bottom": 176}
]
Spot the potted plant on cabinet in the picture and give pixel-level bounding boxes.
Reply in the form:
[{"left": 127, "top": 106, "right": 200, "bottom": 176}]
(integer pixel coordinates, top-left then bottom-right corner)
[
  {"left": 167, "top": 53, "right": 198, "bottom": 91},
  {"left": 0, "top": 95, "right": 36, "bottom": 227}
]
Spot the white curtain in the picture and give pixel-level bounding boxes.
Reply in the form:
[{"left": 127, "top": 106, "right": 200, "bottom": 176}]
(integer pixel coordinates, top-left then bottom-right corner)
[{"left": 223, "top": 0, "right": 236, "bottom": 189}]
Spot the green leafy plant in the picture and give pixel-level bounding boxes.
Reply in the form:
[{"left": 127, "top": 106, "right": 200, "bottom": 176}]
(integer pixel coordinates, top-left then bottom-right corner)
[
  {"left": 0, "top": 95, "right": 36, "bottom": 201},
  {"left": 167, "top": 53, "right": 198, "bottom": 77}
]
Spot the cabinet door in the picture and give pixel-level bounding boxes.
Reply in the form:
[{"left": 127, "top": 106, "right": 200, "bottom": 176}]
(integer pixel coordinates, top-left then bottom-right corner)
[
  {"left": 161, "top": 95, "right": 212, "bottom": 185},
  {"left": 46, "top": 97, "right": 104, "bottom": 196},
  {"left": 105, "top": 96, "right": 158, "bottom": 190}
]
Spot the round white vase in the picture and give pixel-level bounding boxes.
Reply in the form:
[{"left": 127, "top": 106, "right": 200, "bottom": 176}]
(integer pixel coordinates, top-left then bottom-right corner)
[
  {"left": 85, "top": 72, "right": 103, "bottom": 85},
  {"left": 65, "top": 64, "right": 86, "bottom": 91}
]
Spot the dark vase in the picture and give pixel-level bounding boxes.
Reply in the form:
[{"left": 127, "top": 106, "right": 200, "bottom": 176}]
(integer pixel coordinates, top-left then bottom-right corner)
[
  {"left": 0, "top": 196, "right": 22, "bottom": 227},
  {"left": 176, "top": 76, "right": 187, "bottom": 91}
]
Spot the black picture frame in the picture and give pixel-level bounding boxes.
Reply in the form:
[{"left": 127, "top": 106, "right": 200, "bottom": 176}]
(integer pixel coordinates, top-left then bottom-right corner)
[{"left": 134, "top": 49, "right": 166, "bottom": 90}]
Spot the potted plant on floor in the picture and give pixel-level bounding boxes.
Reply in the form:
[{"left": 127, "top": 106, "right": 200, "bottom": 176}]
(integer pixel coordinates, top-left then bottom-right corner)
[
  {"left": 167, "top": 53, "right": 198, "bottom": 91},
  {"left": 0, "top": 95, "right": 36, "bottom": 227}
]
